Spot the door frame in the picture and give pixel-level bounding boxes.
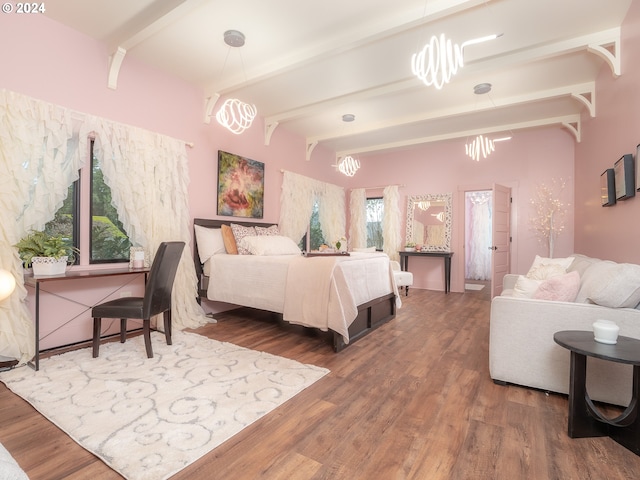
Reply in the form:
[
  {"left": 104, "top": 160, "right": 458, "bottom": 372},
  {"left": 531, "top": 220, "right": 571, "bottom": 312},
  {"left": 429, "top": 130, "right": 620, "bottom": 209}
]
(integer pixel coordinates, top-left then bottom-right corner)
[{"left": 455, "top": 182, "right": 518, "bottom": 295}]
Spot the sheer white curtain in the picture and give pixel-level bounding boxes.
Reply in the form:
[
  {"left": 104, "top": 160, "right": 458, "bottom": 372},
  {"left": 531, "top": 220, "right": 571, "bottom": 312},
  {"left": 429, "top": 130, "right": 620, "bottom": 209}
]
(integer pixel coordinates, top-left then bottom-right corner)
[
  {"left": 382, "top": 185, "right": 401, "bottom": 261},
  {"left": 349, "top": 188, "right": 366, "bottom": 249},
  {"left": 0, "top": 90, "right": 90, "bottom": 363},
  {"left": 279, "top": 171, "right": 317, "bottom": 242},
  {"left": 91, "top": 118, "right": 207, "bottom": 330},
  {"left": 279, "top": 171, "right": 346, "bottom": 244},
  {"left": 466, "top": 191, "right": 492, "bottom": 280},
  {"left": 0, "top": 90, "right": 207, "bottom": 364},
  {"left": 317, "top": 183, "right": 346, "bottom": 245}
]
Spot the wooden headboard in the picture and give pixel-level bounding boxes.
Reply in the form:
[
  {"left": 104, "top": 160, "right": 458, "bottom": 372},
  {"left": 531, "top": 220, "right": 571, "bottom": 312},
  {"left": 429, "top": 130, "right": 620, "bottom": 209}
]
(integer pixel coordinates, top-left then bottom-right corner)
[{"left": 192, "top": 218, "right": 278, "bottom": 302}]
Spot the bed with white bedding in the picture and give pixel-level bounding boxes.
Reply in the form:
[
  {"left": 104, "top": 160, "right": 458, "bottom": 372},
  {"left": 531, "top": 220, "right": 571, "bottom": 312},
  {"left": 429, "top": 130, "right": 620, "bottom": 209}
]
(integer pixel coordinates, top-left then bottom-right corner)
[{"left": 193, "top": 218, "right": 398, "bottom": 351}]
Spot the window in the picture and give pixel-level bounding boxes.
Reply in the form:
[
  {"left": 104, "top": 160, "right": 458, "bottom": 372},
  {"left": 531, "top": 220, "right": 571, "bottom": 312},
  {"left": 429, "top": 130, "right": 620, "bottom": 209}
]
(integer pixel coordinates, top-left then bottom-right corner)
[
  {"left": 299, "top": 200, "right": 327, "bottom": 251},
  {"left": 90, "top": 144, "right": 131, "bottom": 263},
  {"left": 46, "top": 139, "right": 131, "bottom": 265},
  {"left": 366, "top": 197, "right": 384, "bottom": 249}
]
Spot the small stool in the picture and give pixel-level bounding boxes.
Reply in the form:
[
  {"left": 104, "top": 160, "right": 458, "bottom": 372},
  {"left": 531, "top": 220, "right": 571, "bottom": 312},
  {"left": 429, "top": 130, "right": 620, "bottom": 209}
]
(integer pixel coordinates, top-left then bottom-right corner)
[{"left": 391, "top": 260, "right": 413, "bottom": 296}]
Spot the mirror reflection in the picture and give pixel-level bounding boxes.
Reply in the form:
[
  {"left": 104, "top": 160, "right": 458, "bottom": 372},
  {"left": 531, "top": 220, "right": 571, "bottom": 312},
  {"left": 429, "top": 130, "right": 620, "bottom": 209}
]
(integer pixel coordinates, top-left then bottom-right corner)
[{"left": 406, "top": 193, "right": 452, "bottom": 252}]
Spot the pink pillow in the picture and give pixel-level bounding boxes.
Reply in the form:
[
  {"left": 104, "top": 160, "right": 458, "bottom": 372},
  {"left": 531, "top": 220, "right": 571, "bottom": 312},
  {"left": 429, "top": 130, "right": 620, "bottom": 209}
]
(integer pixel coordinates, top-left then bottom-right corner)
[{"left": 532, "top": 271, "right": 580, "bottom": 302}]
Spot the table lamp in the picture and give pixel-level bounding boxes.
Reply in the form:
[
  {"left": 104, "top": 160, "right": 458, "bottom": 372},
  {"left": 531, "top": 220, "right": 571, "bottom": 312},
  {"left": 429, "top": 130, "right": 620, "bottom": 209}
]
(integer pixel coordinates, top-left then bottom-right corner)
[{"left": 0, "top": 269, "right": 16, "bottom": 302}]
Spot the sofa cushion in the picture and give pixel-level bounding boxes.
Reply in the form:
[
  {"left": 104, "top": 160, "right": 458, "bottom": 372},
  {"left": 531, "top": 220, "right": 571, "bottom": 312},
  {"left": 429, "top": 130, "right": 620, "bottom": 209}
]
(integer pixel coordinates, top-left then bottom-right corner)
[
  {"left": 576, "top": 261, "right": 640, "bottom": 308},
  {"left": 512, "top": 276, "right": 543, "bottom": 298},
  {"left": 532, "top": 271, "right": 580, "bottom": 302},
  {"left": 527, "top": 255, "right": 574, "bottom": 277},
  {"left": 567, "top": 254, "right": 600, "bottom": 277},
  {"left": 527, "top": 263, "right": 567, "bottom": 280}
]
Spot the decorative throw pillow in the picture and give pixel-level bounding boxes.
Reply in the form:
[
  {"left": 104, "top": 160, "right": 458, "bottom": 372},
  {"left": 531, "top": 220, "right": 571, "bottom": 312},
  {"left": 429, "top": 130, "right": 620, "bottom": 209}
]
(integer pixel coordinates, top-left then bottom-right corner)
[
  {"left": 255, "top": 225, "right": 280, "bottom": 236},
  {"left": 526, "top": 255, "right": 575, "bottom": 277},
  {"left": 240, "top": 235, "right": 302, "bottom": 255},
  {"left": 230, "top": 223, "right": 257, "bottom": 255},
  {"left": 526, "top": 263, "right": 567, "bottom": 280},
  {"left": 512, "top": 275, "right": 543, "bottom": 298},
  {"left": 532, "top": 271, "right": 580, "bottom": 302},
  {"left": 193, "top": 225, "right": 226, "bottom": 263},
  {"left": 220, "top": 224, "right": 238, "bottom": 255},
  {"left": 566, "top": 254, "right": 600, "bottom": 277},
  {"left": 578, "top": 261, "right": 640, "bottom": 308}
]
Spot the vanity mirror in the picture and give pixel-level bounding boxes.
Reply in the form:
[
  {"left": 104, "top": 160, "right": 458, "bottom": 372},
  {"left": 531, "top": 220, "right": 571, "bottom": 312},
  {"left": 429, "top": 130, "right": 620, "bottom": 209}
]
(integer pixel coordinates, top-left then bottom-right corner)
[{"left": 406, "top": 193, "right": 452, "bottom": 252}]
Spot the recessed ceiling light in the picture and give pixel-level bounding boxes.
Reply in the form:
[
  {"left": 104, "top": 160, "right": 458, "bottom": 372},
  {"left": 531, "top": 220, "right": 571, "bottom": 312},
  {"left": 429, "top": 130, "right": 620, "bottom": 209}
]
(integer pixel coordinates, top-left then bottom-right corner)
[
  {"left": 342, "top": 114, "right": 355, "bottom": 122},
  {"left": 223, "top": 30, "right": 245, "bottom": 48},
  {"left": 474, "top": 83, "right": 492, "bottom": 95}
]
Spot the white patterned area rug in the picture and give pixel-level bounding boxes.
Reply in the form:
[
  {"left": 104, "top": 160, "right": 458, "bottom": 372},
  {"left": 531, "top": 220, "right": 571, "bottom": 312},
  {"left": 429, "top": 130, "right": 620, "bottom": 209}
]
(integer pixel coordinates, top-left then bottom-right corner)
[
  {"left": 465, "top": 283, "right": 485, "bottom": 291},
  {"left": 0, "top": 331, "right": 329, "bottom": 480}
]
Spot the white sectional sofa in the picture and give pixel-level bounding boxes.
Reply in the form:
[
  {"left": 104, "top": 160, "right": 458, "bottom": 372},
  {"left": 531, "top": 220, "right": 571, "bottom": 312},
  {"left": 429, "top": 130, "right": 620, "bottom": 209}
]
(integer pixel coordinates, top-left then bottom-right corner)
[{"left": 489, "top": 254, "right": 640, "bottom": 406}]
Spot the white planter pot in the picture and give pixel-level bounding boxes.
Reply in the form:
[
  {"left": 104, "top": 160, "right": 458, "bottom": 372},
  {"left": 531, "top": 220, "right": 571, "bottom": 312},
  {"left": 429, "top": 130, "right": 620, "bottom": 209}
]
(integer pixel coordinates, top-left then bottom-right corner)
[{"left": 31, "top": 256, "right": 68, "bottom": 276}]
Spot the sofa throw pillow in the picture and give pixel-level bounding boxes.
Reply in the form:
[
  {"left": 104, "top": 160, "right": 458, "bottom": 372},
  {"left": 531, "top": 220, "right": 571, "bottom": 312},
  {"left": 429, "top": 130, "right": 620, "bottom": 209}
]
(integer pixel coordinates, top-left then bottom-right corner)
[
  {"left": 194, "top": 225, "right": 226, "bottom": 263},
  {"left": 566, "top": 254, "right": 600, "bottom": 277},
  {"left": 512, "top": 275, "right": 543, "bottom": 298},
  {"left": 241, "top": 235, "right": 302, "bottom": 255},
  {"left": 579, "top": 261, "right": 640, "bottom": 308},
  {"left": 526, "top": 255, "right": 575, "bottom": 278},
  {"left": 255, "top": 225, "right": 280, "bottom": 236},
  {"left": 230, "top": 223, "right": 257, "bottom": 255},
  {"left": 532, "top": 271, "right": 580, "bottom": 302},
  {"left": 221, "top": 224, "right": 238, "bottom": 255},
  {"left": 526, "top": 263, "right": 567, "bottom": 280}
]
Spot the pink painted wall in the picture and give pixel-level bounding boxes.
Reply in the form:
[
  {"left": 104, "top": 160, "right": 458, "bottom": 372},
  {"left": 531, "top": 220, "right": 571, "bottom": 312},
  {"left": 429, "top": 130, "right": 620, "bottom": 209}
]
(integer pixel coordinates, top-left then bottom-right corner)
[
  {"left": 575, "top": 0, "right": 640, "bottom": 263},
  {"left": 344, "top": 128, "right": 575, "bottom": 292}
]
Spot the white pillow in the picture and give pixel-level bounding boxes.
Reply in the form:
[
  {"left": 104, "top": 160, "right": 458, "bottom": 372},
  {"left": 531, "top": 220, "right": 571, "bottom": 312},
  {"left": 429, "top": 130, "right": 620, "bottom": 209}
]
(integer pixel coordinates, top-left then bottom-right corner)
[
  {"left": 512, "top": 275, "right": 543, "bottom": 298},
  {"left": 240, "top": 235, "right": 302, "bottom": 256},
  {"left": 527, "top": 255, "right": 575, "bottom": 274},
  {"left": 194, "top": 225, "right": 225, "bottom": 263},
  {"left": 578, "top": 261, "right": 640, "bottom": 308},
  {"left": 526, "top": 263, "right": 567, "bottom": 280},
  {"left": 352, "top": 247, "right": 376, "bottom": 253}
]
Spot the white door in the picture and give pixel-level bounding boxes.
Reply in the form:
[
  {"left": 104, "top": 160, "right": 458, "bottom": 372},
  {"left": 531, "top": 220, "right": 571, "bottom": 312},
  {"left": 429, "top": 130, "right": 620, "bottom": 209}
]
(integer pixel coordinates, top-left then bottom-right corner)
[{"left": 491, "top": 184, "right": 511, "bottom": 297}]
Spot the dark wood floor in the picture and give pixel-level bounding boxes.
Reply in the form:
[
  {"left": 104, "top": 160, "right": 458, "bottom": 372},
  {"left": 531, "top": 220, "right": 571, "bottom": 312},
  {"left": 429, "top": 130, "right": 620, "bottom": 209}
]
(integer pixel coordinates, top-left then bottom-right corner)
[{"left": 2, "top": 287, "right": 640, "bottom": 479}]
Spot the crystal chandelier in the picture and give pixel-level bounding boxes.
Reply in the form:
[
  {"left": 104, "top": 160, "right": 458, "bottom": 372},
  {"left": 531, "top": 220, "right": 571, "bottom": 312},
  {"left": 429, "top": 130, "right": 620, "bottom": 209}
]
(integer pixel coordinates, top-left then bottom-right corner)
[{"left": 411, "top": 34, "right": 500, "bottom": 89}]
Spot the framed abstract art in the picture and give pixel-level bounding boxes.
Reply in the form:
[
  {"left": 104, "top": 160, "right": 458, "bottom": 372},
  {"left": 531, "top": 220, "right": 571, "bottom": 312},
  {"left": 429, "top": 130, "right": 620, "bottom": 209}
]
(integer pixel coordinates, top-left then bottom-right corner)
[{"left": 217, "top": 150, "right": 264, "bottom": 218}]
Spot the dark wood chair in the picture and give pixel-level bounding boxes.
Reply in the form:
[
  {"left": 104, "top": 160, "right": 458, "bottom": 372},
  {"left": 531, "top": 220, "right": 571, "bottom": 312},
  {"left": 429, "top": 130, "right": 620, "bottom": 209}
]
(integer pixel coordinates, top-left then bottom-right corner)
[{"left": 92, "top": 241, "right": 185, "bottom": 358}]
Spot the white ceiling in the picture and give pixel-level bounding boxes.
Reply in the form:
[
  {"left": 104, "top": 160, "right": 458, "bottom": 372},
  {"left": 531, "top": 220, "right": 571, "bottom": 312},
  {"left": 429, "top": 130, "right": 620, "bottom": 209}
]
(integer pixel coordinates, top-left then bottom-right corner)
[{"left": 44, "top": 0, "right": 632, "bottom": 159}]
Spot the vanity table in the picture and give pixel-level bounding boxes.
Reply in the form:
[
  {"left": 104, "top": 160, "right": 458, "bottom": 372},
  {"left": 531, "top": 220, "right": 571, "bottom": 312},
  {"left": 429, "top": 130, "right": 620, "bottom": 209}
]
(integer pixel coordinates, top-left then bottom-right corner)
[
  {"left": 403, "top": 192, "right": 453, "bottom": 293},
  {"left": 399, "top": 251, "right": 454, "bottom": 293}
]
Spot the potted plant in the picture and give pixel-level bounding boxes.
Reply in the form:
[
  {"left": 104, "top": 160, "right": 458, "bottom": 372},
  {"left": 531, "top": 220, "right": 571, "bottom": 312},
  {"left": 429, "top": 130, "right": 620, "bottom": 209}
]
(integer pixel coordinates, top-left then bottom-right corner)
[
  {"left": 14, "top": 231, "right": 78, "bottom": 276},
  {"left": 404, "top": 242, "right": 416, "bottom": 252}
]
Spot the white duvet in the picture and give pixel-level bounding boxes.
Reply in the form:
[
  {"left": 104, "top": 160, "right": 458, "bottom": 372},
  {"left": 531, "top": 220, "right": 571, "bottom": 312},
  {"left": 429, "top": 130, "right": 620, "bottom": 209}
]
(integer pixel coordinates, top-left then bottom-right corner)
[{"left": 205, "top": 252, "right": 398, "bottom": 343}]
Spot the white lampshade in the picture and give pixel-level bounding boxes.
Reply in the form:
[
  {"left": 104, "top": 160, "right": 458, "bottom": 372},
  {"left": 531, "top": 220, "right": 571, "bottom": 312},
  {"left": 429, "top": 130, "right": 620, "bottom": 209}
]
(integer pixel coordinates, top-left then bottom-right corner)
[{"left": 0, "top": 269, "right": 16, "bottom": 302}]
